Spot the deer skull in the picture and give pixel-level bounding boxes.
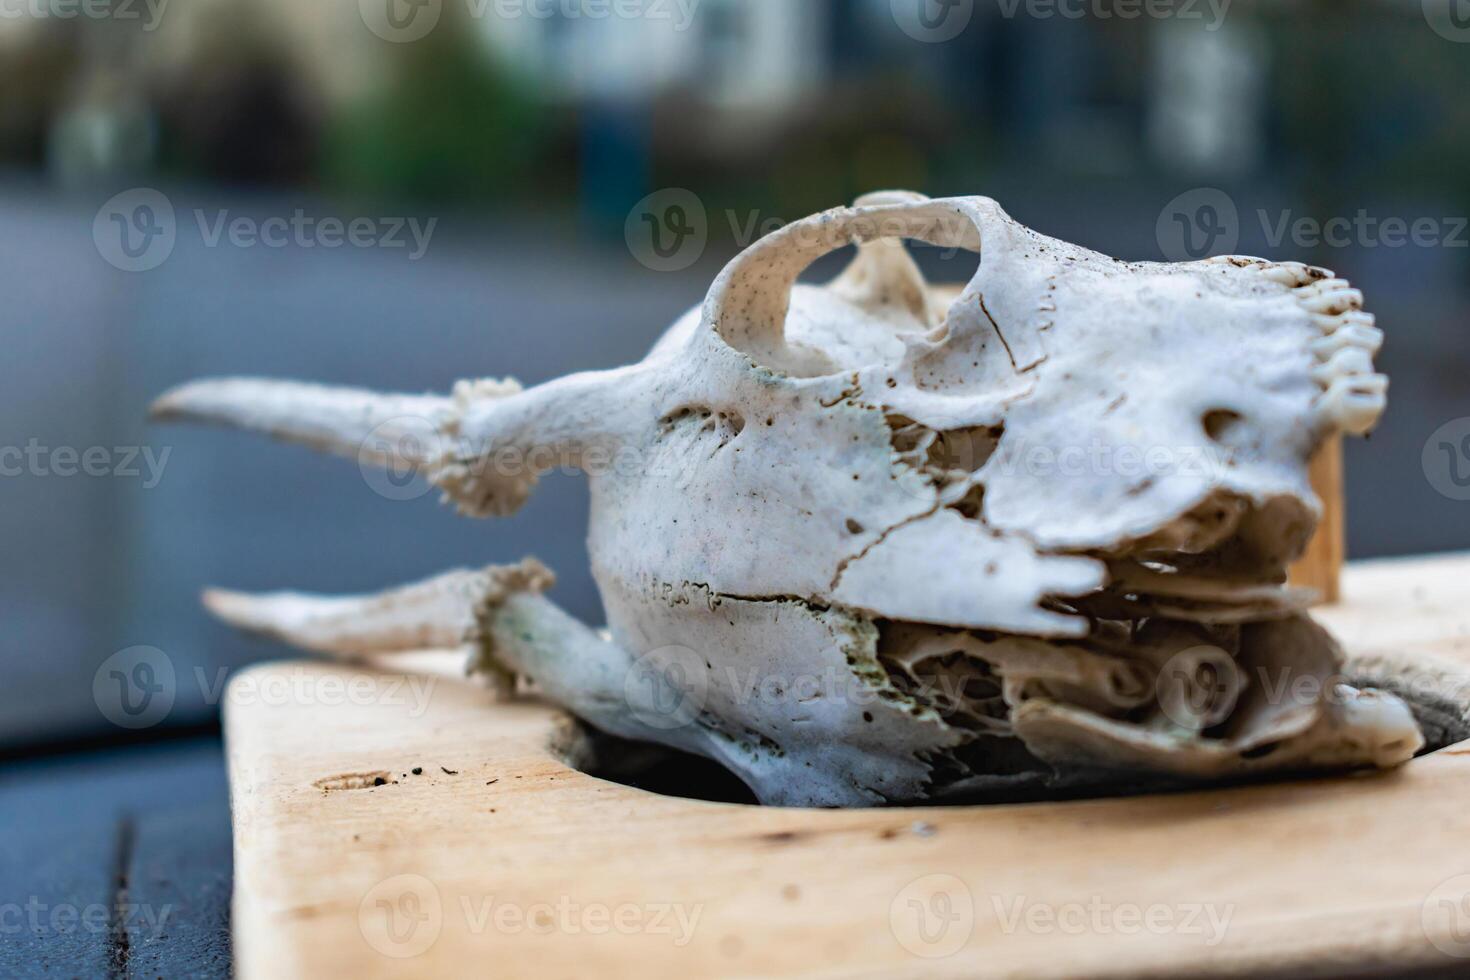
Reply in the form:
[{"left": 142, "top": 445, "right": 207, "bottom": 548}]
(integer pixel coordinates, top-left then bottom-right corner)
[{"left": 154, "top": 191, "right": 1421, "bottom": 806}]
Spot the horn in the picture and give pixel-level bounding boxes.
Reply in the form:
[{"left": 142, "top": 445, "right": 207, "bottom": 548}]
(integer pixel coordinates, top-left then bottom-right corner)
[
  {"left": 202, "top": 559, "right": 553, "bottom": 658},
  {"left": 149, "top": 377, "right": 489, "bottom": 467},
  {"left": 703, "top": 192, "right": 995, "bottom": 376},
  {"left": 152, "top": 370, "right": 631, "bottom": 517}
]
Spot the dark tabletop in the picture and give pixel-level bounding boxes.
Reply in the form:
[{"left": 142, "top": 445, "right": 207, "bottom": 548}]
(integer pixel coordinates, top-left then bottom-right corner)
[{"left": 0, "top": 736, "right": 232, "bottom": 979}]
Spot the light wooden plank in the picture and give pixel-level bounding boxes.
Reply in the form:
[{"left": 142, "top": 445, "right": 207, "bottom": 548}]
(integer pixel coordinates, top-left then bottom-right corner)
[
  {"left": 229, "top": 554, "right": 1470, "bottom": 980},
  {"left": 1289, "top": 436, "right": 1344, "bottom": 603}
]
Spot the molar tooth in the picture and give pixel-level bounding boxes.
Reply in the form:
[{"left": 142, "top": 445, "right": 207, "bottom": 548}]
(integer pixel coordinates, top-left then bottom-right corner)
[
  {"left": 1312, "top": 347, "right": 1375, "bottom": 384},
  {"left": 1311, "top": 308, "right": 1376, "bottom": 335},
  {"left": 1311, "top": 323, "right": 1384, "bottom": 359},
  {"left": 1261, "top": 261, "right": 1313, "bottom": 286},
  {"left": 1299, "top": 281, "right": 1363, "bottom": 315},
  {"left": 1316, "top": 373, "right": 1388, "bottom": 435}
]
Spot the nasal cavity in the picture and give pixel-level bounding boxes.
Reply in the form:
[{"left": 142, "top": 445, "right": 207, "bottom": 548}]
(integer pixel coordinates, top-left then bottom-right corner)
[{"left": 1202, "top": 409, "right": 1245, "bottom": 444}]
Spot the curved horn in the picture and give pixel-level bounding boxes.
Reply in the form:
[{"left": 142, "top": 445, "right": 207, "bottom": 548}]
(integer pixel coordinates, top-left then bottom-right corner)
[{"left": 703, "top": 192, "right": 997, "bottom": 375}]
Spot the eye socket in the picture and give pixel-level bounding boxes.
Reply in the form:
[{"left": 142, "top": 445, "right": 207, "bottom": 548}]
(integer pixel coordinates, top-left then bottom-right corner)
[{"left": 1202, "top": 409, "right": 1244, "bottom": 443}]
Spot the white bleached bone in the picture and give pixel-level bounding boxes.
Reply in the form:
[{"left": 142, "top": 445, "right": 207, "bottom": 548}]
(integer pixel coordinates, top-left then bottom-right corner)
[{"left": 156, "top": 191, "right": 1427, "bottom": 806}]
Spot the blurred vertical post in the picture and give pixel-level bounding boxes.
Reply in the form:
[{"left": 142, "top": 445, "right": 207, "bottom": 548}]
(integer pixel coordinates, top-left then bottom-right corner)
[{"left": 1289, "top": 437, "right": 1344, "bottom": 604}]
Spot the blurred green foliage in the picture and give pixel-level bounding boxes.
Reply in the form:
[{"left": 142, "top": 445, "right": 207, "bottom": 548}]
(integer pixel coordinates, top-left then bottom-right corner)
[{"left": 321, "top": 31, "right": 545, "bottom": 204}]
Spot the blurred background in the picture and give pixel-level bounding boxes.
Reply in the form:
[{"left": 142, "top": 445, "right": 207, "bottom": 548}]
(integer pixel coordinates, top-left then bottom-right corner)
[{"left": 2, "top": 0, "right": 1468, "bottom": 752}]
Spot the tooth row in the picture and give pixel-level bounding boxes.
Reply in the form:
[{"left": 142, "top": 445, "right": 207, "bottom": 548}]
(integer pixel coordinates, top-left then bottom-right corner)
[{"left": 1295, "top": 274, "right": 1386, "bottom": 434}]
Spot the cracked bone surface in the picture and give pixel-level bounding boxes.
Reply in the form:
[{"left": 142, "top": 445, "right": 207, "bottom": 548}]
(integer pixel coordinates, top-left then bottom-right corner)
[{"left": 155, "top": 192, "right": 1422, "bottom": 806}]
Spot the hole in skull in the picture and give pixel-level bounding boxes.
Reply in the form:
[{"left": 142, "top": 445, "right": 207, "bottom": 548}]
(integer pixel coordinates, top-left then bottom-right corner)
[
  {"left": 887, "top": 415, "right": 1004, "bottom": 489},
  {"left": 1202, "top": 409, "right": 1244, "bottom": 444}
]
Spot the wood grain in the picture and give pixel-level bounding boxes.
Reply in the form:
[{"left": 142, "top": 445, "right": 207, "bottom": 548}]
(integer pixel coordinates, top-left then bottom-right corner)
[
  {"left": 228, "top": 554, "right": 1470, "bottom": 980},
  {"left": 1289, "top": 436, "right": 1345, "bottom": 604}
]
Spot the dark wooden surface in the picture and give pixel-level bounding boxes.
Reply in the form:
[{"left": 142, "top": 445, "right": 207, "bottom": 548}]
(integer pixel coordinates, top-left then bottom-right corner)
[{"left": 0, "top": 737, "right": 232, "bottom": 979}]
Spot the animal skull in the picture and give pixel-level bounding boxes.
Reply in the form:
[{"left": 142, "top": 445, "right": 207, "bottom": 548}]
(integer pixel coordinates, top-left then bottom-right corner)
[{"left": 154, "top": 191, "right": 1422, "bottom": 806}]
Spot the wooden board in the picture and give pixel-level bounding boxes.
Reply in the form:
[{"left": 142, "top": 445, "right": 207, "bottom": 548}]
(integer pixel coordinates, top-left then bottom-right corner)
[
  {"left": 1288, "top": 436, "right": 1345, "bottom": 603},
  {"left": 228, "top": 554, "right": 1470, "bottom": 980}
]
